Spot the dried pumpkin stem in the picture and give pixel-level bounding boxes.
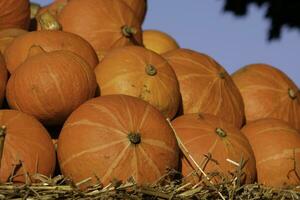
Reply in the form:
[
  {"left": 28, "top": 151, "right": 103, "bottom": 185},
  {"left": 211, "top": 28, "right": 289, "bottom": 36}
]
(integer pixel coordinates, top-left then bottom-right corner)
[
  {"left": 38, "top": 11, "right": 62, "bottom": 31},
  {"left": 128, "top": 133, "right": 141, "bottom": 145},
  {"left": 215, "top": 128, "right": 227, "bottom": 138},
  {"left": 288, "top": 88, "right": 297, "bottom": 99},
  {"left": 0, "top": 125, "right": 6, "bottom": 169},
  {"left": 219, "top": 71, "right": 226, "bottom": 79},
  {"left": 30, "top": 3, "right": 41, "bottom": 19},
  {"left": 122, "top": 26, "right": 137, "bottom": 37},
  {"left": 145, "top": 64, "right": 157, "bottom": 76}
]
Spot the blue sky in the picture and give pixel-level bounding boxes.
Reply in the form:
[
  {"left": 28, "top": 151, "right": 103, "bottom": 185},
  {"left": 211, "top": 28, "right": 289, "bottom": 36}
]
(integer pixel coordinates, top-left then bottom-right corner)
[{"left": 32, "top": 0, "right": 300, "bottom": 86}]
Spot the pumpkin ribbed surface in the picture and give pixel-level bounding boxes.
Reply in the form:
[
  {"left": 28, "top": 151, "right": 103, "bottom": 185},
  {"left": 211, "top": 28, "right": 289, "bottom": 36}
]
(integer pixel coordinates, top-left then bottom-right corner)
[
  {"left": 242, "top": 118, "right": 300, "bottom": 187},
  {"left": 0, "top": 53, "right": 7, "bottom": 107},
  {"left": 122, "top": 0, "right": 147, "bottom": 24},
  {"left": 58, "top": 0, "right": 142, "bottom": 60},
  {"left": 6, "top": 48, "right": 97, "bottom": 125},
  {"left": 172, "top": 113, "right": 256, "bottom": 184},
  {"left": 164, "top": 48, "right": 245, "bottom": 128},
  {"left": 4, "top": 30, "right": 98, "bottom": 73},
  {"left": 0, "top": 28, "right": 27, "bottom": 54},
  {"left": 95, "top": 46, "right": 180, "bottom": 119},
  {"left": 0, "top": 109, "right": 56, "bottom": 183},
  {"left": 232, "top": 64, "right": 300, "bottom": 131},
  {"left": 58, "top": 95, "right": 179, "bottom": 187}
]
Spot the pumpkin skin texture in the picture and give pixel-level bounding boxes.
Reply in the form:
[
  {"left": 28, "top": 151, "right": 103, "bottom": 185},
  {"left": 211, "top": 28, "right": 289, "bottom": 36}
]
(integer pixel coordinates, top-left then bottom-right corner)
[
  {"left": 0, "top": 0, "right": 30, "bottom": 30},
  {"left": 0, "top": 109, "right": 56, "bottom": 183},
  {"left": 4, "top": 30, "right": 98, "bottom": 74},
  {"left": 0, "top": 29, "right": 27, "bottom": 54},
  {"left": 163, "top": 48, "right": 245, "bottom": 128},
  {"left": 57, "top": 95, "right": 179, "bottom": 187},
  {"left": 232, "top": 64, "right": 300, "bottom": 131},
  {"left": 122, "top": 0, "right": 147, "bottom": 24},
  {"left": 172, "top": 113, "right": 256, "bottom": 184},
  {"left": 0, "top": 53, "right": 7, "bottom": 107},
  {"left": 6, "top": 48, "right": 97, "bottom": 125},
  {"left": 241, "top": 118, "right": 300, "bottom": 187},
  {"left": 58, "top": 0, "right": 142, "bottom": 61},
  {"left": 94, "top": 46, "right": 180, "bottom": 119},
  {"left": 143, "top": 30, "right": 179, "bottom": 54},
  {"left": 37, "top": 0, "right": 68, "bottom": 18}
]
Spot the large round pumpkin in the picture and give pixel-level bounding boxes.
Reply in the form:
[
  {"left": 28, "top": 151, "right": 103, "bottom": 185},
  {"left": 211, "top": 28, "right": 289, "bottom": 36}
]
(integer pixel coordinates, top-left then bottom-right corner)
[
  {"left": 172, "top": 113, "right": 256, "bottom": 184},
  {"left": 122, "top": 0, "right": 147, "bottom": 24},
  {"left": 232, "top": 64, "right": 300, "bottom": 131},
  {"left": 242, "top": 118, "right": 300, "bottom": 187},
  {"left": 0, "top": 29, "right": 27, "bottom": 54},
  {"left": 143, "top": 30, "right": 179, "bottom": 54},
  {"left": 58, "top": 0, "right": 142, "bottom": 60},
  {"left": 0, "top": 0, "right": 30, "bottom": 30},
  {"left": 0, "top": 109, "right": 56, "bottom": 183},
  {"left": 4, "top": 30, "right": 98, "bottom": 74},
  {"left": 0, "top": 53, "right": 7, "bottom": 107},
  {"left": 95, "top": 46, "right": 180, "bottom": 119},
  {"left": 163, "top": 48, "right": 245, "bottom": 128},
  {"left": 57, "top": 94, "right": 179, "bottom": 187},
  {"left": 6, "top": 47, "right": 97, "bottom": 125}
]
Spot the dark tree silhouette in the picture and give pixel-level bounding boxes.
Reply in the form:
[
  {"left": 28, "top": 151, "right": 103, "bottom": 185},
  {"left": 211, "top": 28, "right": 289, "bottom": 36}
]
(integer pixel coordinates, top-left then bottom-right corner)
[{"left": 223, "top": 0, "right": 300, "bottom": 40}]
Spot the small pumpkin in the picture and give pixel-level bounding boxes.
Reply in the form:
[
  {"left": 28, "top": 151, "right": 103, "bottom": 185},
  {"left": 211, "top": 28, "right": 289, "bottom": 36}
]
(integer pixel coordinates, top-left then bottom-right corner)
[
  {"left": 6, "top": 46, "right": 97, "bottom": 125},
  {"left": 0, "top": 53, "right": 7, "bottom": 107},
  {"left": 94, "top": 46, "right": 180, "bottom": 119},
  {"left": 4, "top": 30, "right": 98, "bottom": 73},
  {"left": 232, "top": 64, "right": 300, "bottom": 131},
  {"left": 242, "top": 118, "right": 300, "bottom": 187},
  {"left": 58, "top": 0, "right": 142, "bottom": 60},
  {"left": 58, "top": 94, "right": 179, "bottom": 187},
  {"left": 143, "top": 29, "right": 179, "bottom": 54},
  {"left": 122, "top": 0, "right": 147, "bottom": 24},
  {"left": 0, "top": 0, "right": 30, "bottom": 30},
  {"left": 0, "top": 109, "right": 56, "bottom": 183},
  {"left": 0, "top": 28, "right": 27, "bottom": 54},
  {"left": 163, "top": 48, "right": 245, "bottom": 128},
  {"left": 172, "top": 113, "right": 256, "bottom": 184}
]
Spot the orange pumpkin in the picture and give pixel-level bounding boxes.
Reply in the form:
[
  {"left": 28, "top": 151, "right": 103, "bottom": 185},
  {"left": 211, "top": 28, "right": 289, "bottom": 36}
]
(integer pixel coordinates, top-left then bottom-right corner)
[
  {"left": 232, "top": 64, "right": 300, "bottom": 131},
  {"left": 58, "top": 0, "right": 142, "bottom": 60},
  {"left": 0, "top": 28, "right": 27, "bottom": 54},
  {"left": 242, "top": 118, "right": 300, "bottom": 187},
  {"left": 0, "top": 109, "right": 56, "bottom": 183},
  {"left": 6, "top": 46, "right": 97, "bottom": 125},
  {"left": 143, "top": 30, "right": 179, "bottom": 54},
  {"left": 172, "top": 113, "right": 256, "bottom": 184},
  {"left": 95, "top": 46, "right": 180, "bottom": 119},
  {"left": 57, "top": 94, "right": 179, "bottom": 187},
  {"left": 0, "top": 0, "right": 30, "bottom": 30},
  {"left": 0, "top": 53, "right": 7, "bottom": 107},
  {"left": 4, "top": 30, "right": 98, "bottom": 73},
  {"left": 163, "top": 48, "right": 245, "bottom": 128},
  {"left": 122, "top": 0, "right": 147, "bottom": 24},
  {"left": 37, "top": 0, "right": 68, "bottom": 18}
]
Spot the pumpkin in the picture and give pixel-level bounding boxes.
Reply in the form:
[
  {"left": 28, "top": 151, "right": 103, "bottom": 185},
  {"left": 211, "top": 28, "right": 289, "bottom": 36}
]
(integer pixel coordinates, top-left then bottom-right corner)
[
  {"left": 0, "top": 53, "right": 7, "bottom": 107},
  {"left": 37, "top": 0, "right": 68, "bottom": 18},
  {"left": 95, "top": 46, "right": 180, "bottom": 119},
  {"left": 0, "top": 28, "right": 27, "bottom": 54},
  {"left": 163, "top": 48, "right": 245, "bottom": 128},
  {"left": 232, "top": 64, "right": 300, "bottom": 131},
  {"left": 241, "top": 118, "right": 300, "bottom": 187},
  {"left": 0, "top": 0, "right": 30, "bottom": 30},
  {"left": 0, "top": 109, "right": 56, "bottom": 183},
  {"left": 122, "top": 0, "right": 147, "bottom": 24},
  {"left": 172, "top": 113, "right": 256, "bottom": 184},
  {"left": 4, "top": 30, "right": 98, "bottom": 73},
  {"left": 58, "top": 0, "right": 142, "bottom": 60},
  {"left": 57, "top": 94, "right": 179, "bottom": 187},
  {"left": 143, "top": 30, "right": 179, "bottom": 54},
  {"left": 6, "top": 46, "right": 97, "bottom": 125}
]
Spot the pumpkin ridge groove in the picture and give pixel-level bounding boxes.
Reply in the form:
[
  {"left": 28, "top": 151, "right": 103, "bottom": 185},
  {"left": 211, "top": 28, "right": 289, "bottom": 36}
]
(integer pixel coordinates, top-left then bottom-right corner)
[
  {"left": 138, "top": 105, "right": 150, "bottom": 131},
  {"left": 138, "top": 146, "right": 161, "bottom": 177},
  {"left": 257, "top": 148, "right": 300, "bottom": 165},
  {"left": 143, "top": 139, "right": 175, "bottom": 154}
]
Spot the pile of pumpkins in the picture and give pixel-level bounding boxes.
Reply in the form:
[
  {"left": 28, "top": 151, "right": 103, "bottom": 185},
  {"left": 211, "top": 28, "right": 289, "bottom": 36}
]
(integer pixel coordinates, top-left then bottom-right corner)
[{"left": 0, "top": 0, "right": 299, "bottom": 189}]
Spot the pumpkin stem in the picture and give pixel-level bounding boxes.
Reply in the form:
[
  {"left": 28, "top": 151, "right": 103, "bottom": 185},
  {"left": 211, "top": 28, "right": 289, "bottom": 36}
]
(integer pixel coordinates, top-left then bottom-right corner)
[
  {"left": 219, "top": 71, "right": 226, "bottom": 79},
  {"left": 215, "top": 128, "right": 227, "bottom": 138},
  {"left": 27, "top": 45, "right": 47, "bottom": 59},
  {"left": 38, "top": 11, "right": 62, "bottom": 31},
  {"left": 30, "top": 3, "right": 41, "bottom": 19},
  {"left": 145, "top": 64, "right": 157, "bottom": 76},
  {"left": 128, "top": 132, "right": 141, "bottom": 145},
  {"left": 122, "top": 26, "right": 137, "bottom": 37},
  {"left": 288, "top": 88, "right": 297, "bottom": 100},
  {"left": 0, "top": 125, "right": 7, "bottom": 169}
]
